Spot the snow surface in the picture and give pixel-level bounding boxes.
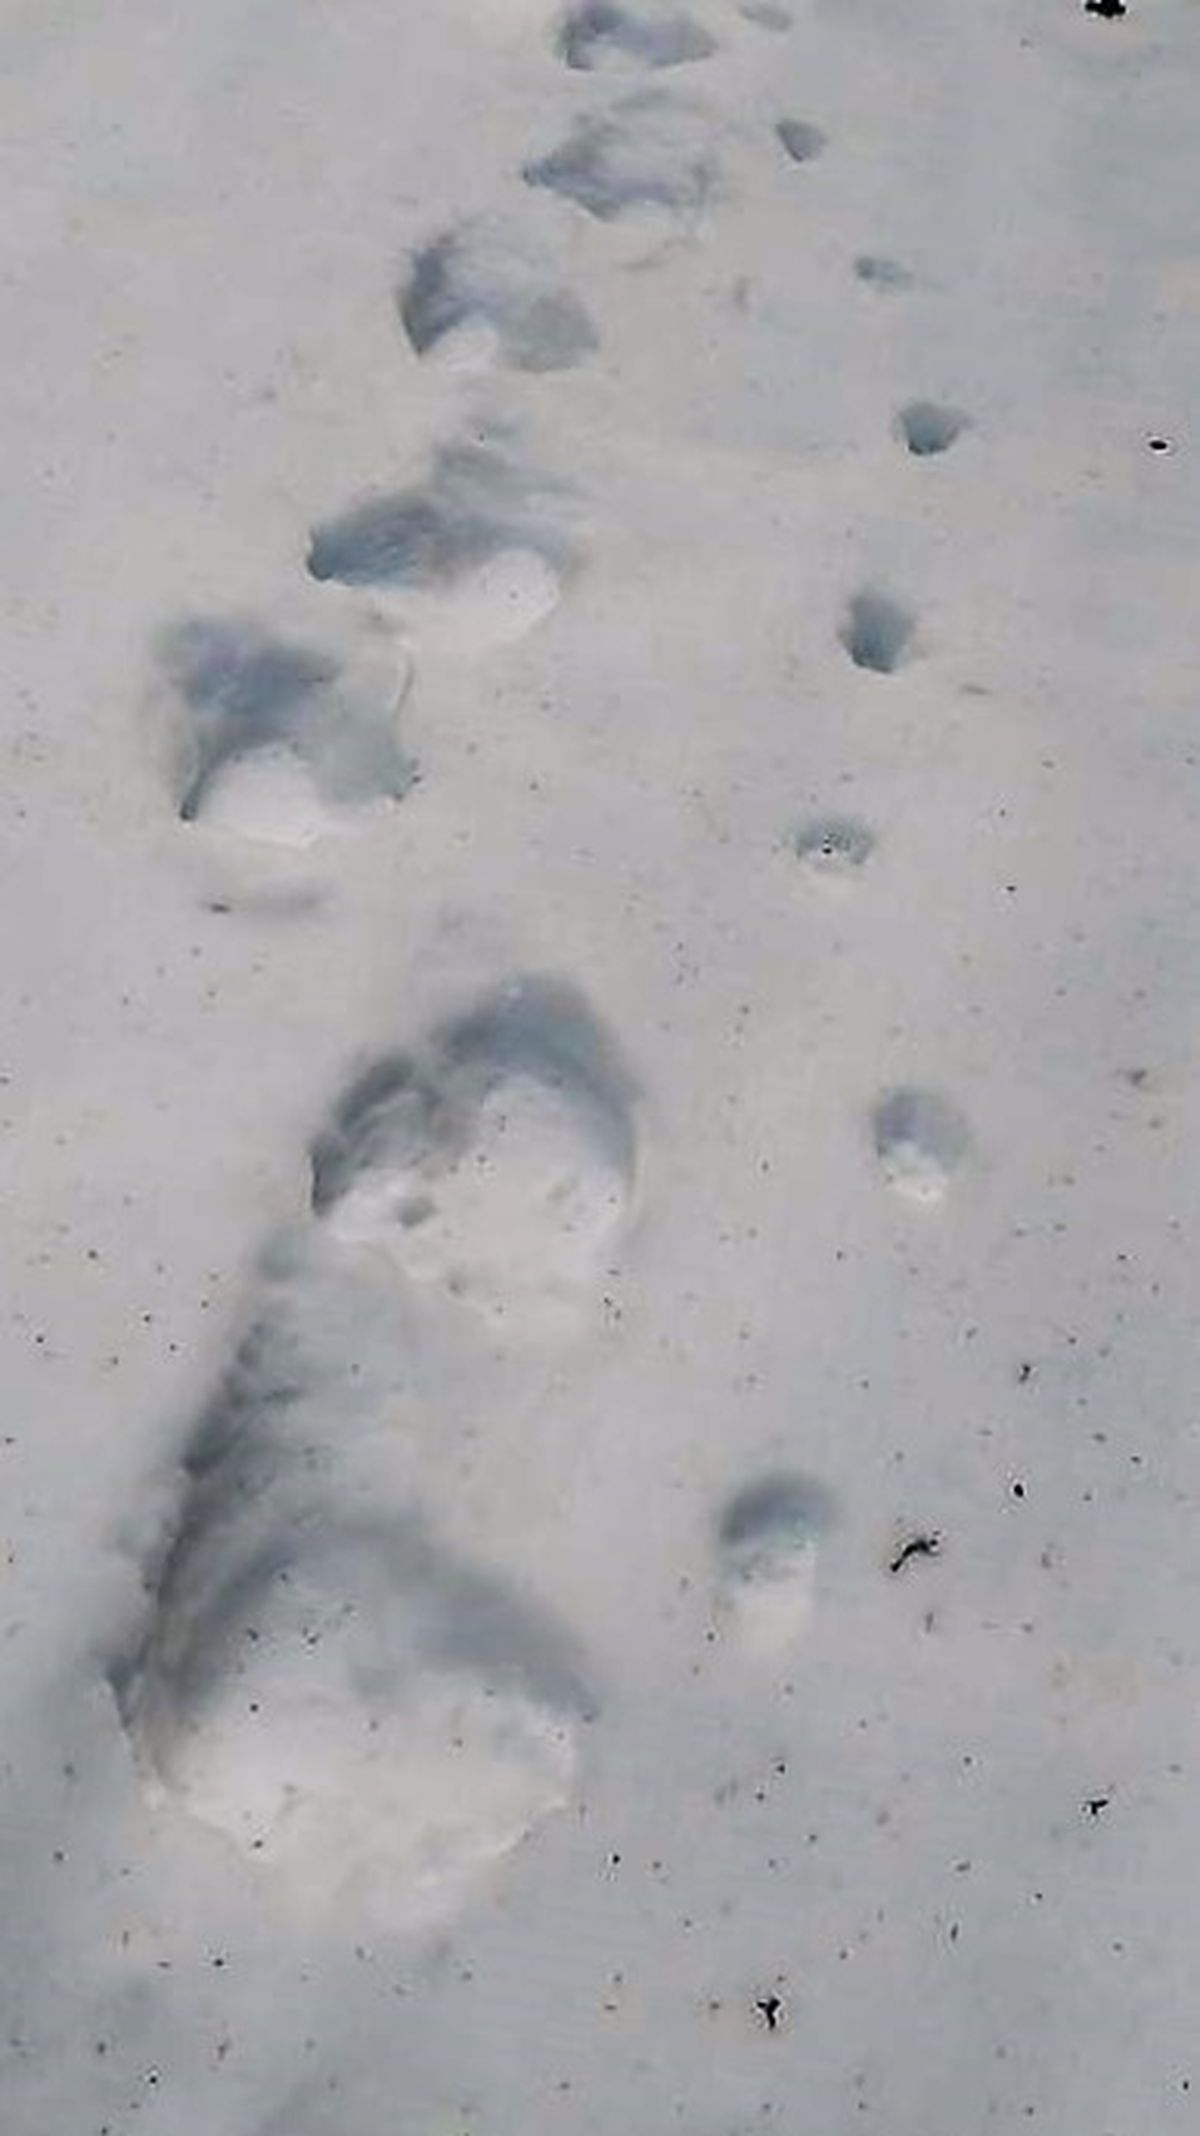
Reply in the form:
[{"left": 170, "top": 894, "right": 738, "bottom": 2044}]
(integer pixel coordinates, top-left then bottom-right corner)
[{"left": 4, "top": 0, "right": 1200, "bottom": 2131}]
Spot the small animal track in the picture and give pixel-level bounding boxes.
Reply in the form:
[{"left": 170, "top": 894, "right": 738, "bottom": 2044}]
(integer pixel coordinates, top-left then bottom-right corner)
[
  {"left": 308, "top": 441, "right": 575, "bottom": 647},
  {"left": 159, "top": 617, "right": 415, "bottom": 846},
  {"left": 556, "top": 2, "right": 716, "bottom": 70},
  {"left": 523, "top": 95, "right": 720, "bottom": 225},
  {"left": 791, "top": 815, "right": 874, "bottom": 887},
  {"left": 740, "top": 1, "right": 792, "bottom": 28},
  {"left": 311, "top": 977, "right": 638, "bottom": 1335},
  {"left": 111, "top": 1263, "right": 592, "bottom": 1925},
  {"left": 854, "top": 254, "right": 912, "bottom": 292},
  {"left": 839, "top": 588, "right": 916, "bottom": 674},
  {"left": 775, "top": 118, "right": 825, "bottom": 166},
  {"left": 714, "top": 1473, "right": 834, "bottom": 1657},
  {"left": 895, "top": 400, "right": 970, "bottom": 457},
  {"left": 871, "top": 1087, "right": 970, "bottom": 1204},
  {"left": 399, "top": 221, "right": 598, "bottom": 373}
]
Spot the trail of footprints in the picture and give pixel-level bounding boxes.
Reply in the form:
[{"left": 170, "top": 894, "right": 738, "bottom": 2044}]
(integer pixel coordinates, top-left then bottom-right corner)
[{"left": 121, "top": 1, "right": 980, "bottom": 1927}]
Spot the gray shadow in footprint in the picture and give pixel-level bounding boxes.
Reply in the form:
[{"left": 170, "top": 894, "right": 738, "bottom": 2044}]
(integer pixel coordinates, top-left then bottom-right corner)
[
  {"left": 557, "top": 2, "right": 716, "bottom": 70},
  {"left": 854, "top": 254, "right": 913, "bottom": 292},
  {"left": 717, "top": 1472, "right": 837, "bottom": 1564},
  {"left": 307, "top": 442, "right": 574, "bottom": 593},
  {"left": 713, "top": 1471, "right": 836, "bottom": 1654},
  {"left": 159, "top": 617, "right": 415, "bottom": 826},
  {"left": 895, "top": 399, "right": 970, "bottom": 456},
  {"left": 776, "top": 118, "right": 825, "bottom": 165},
  {"left": 872, "top": 1086, "right": 971, "bottom": 1204},
  {"left": 741, "top": 1, "right": 792, "bottom": 26},
  {"left": 312, "top": 975, "right": 638, "bottom": 1215},
  {"left": 107, "top": 1247, "right": 596, "bottom": 1911},
  {"left": 399, "top": 225, "right": 598, "bottom": 373},
  {"left": 839, "top": 588, "right": 916, "bottom": 674},
  {"left": 791, "top": 815, "right": 875, "bottom": 884},
  {"left": 524, "top": 95, "right": 719, "bottom": 224},
  {"left": 309, "top": 976, "right": 639, "bottom": 1332}
]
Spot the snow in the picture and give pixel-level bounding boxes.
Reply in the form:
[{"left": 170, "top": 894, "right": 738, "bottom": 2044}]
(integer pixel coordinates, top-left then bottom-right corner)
[{"left": 4, "top": 0, "right": 1200, "bottom": 2131}]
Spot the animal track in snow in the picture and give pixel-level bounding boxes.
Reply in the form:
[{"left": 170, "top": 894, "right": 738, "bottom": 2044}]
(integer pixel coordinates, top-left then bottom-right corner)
[
  {"left": 839, "top": 588, "right": 916, "bottom": 674},
  {"left": 895, "top": 400, "right": 970, "bottom": 457},
  {"left": 714, "top": 1473, "right": 834, "bottom": 1657},
  {"left": 311, "top": 977, "right": 638, "bottom": 1336},
  {"left": 854, "top": 254, "right": 912, "bottom": 292},
  {"left": 308, "top": 441, "right": 575, "bottom": 649},
  {"left": 111, "top": 1268, "right": 591, "bottom": 1926},
  {"left": 871, "top": 1087, "right": 970, "bottom": 1204},
  {"left": 556, "top": 2, "right": 716, "bottom": 70},
  {"left": 159, "top": 618, "right": 415, "bottom": 847},
  {"left": 524, "top": 95, "right": 719, "bottom": 226},
  {"left": 791, "top": 815, "right": 874, "bottom": 888},
  {"left": 399, "top": 221, "right": 598, "bottom": 373},
  {"left": 740, "top": 1, "right": 792, "bottom": 27},
  {"left": 775, "top": 118, "right": 825, "bottom": 165}
]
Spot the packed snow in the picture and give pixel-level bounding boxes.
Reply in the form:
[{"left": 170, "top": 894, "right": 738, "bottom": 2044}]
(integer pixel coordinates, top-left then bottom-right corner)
[{"left": 3, "top": 2, "right": 1200, "bottom": 2133}]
